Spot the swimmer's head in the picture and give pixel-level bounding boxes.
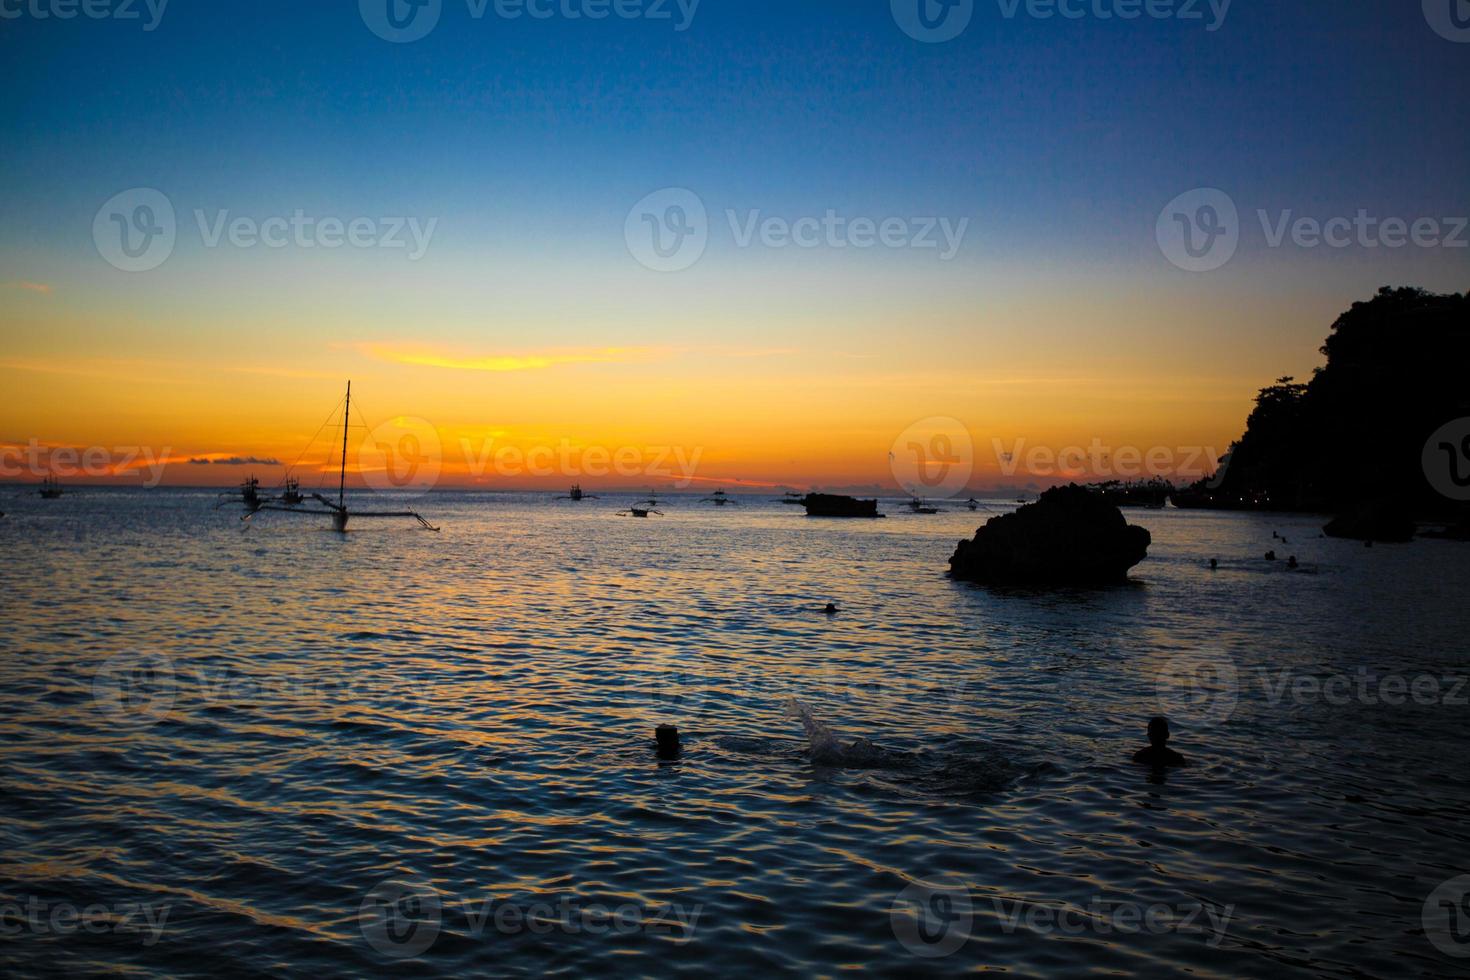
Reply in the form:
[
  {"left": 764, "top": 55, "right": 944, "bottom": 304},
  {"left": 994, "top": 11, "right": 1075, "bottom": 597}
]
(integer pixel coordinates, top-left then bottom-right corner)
[{"left": 1147, "top": 716, "right": 1171, "bottom": 747}]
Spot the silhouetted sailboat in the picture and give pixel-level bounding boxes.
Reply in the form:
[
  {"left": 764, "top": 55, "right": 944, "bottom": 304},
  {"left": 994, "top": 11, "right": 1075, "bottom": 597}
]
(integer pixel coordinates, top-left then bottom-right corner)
[
  {"left": 38, "top": 475, "right": 63, "bottom": 499},
  {"left": 243, "top": 382, "right": 438, "bottom": 532},
  {"left": 702, "top": 490, "right": 736, "bottom": 506},
  {"left": 280, "top": 477, "right": 304, "bottom": 506}
]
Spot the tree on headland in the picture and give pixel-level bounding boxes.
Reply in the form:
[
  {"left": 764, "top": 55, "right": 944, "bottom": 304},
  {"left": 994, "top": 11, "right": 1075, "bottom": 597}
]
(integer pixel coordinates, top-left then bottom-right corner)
[{"left": 1184, "top": 287, "right": 1470, "bottom": 516}]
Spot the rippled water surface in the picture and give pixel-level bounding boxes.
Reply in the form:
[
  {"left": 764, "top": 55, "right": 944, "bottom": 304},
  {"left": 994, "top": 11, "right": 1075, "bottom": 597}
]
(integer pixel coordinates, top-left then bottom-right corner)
[{"left": 2, "top": 489, "right": 1468, "bottom": 977}]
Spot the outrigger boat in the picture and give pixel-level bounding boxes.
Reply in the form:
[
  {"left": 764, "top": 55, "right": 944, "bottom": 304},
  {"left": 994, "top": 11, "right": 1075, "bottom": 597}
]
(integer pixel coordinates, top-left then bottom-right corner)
[
  {"left": 38, "top": 475, "right": 63, "bottom": 499},
  {"left": 618, "top": 502, "right": 664, "bottom": 518},
  {"left": 215, "top": 476, "right": 262, "bottom": 510},
  {"left": 280, "top": 477, "right": 304, "bottom": 506},
  {"left": 906, "top": 496, "right": 938, "bottom": 514},
  {"left": 559, "top": 484, "right": 598, "bottom": 501},
  {"left": 243, "top": 382, "right": 439, "bottom": 532},
  {"left": 701, "top": 490, "right": 737, "bottom": 506}
]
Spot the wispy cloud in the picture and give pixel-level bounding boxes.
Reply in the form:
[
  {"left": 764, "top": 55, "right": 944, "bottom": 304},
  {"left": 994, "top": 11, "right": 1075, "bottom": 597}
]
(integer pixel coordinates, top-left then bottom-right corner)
[
  {"left": 2, "top": 281, "right": 53, "bottom": 294},
  {"left": 357, "top": 342, "right": 800, "bottom": 373},
  {"left": 357, "top": 343, "right": 666, "bottom": 373},
  {"left": 188, "top": 455, "right": 283, "bottom": 466}
]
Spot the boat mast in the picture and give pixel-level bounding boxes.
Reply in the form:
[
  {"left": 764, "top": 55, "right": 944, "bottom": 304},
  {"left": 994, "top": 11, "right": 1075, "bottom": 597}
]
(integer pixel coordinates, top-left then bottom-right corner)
[{"left": 339, "top": 380, "right": 351, "bottom": 511}]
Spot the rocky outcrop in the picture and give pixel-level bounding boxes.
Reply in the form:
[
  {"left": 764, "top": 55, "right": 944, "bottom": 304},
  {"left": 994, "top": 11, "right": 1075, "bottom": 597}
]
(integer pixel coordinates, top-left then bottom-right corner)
[
  {"left": 948, "top": 484, "right": 1151, "bottom": 585},
  {"left": 803, "top": 493, "right": 881, "bottom": 518}
]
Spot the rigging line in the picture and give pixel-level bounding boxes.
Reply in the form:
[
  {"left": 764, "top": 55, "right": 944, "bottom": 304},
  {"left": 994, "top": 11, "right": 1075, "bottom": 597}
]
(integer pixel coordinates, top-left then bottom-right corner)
[{"left": 282, "top": 394, "right": 346, "bottom": 490}]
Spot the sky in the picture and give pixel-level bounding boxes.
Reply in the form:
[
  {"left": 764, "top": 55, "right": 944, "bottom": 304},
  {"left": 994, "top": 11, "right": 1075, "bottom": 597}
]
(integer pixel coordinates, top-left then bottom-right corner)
[{"left": 2, "top": 0, "right": 1467, "bottom": 492}]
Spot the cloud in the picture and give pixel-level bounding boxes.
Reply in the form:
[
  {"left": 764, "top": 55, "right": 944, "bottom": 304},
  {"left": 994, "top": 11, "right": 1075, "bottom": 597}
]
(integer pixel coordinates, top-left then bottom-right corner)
[
  {"left": 1, "top": 281, "right": 52, "bottom": 294},
  {"left": 358, "top": 343, "right": 664, "bottom": 373},
  {"left": 356, "top": 342, "right": 800, "bottom": 373},
  {"left": 209, "top": 456, "right": 282, "bottom": 466}
]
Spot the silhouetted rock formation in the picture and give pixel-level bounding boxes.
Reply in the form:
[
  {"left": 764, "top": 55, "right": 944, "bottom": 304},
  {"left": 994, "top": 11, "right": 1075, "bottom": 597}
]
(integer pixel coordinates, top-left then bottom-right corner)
[
  {"left": 1176, "top": 287, "right": 1470, "bottom": 519},
  {"left": 803, "top": 493, "right": 881, "bottom": 518},
  {"left": 948, "top": 484, "right": 1151, "bottom": 585},
  {"left": 1323, "top": 502, "right": 1415, "bottom": 542}
]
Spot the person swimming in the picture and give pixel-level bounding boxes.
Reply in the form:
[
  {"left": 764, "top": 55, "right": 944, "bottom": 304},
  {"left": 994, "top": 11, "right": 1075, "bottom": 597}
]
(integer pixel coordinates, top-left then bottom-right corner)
[
  {"left": 1265, "top": 550, "right": 1277, "bottom": 561},
  {"left": 1209, "top": 558, "right": 1218, "bottom": 570},
  {"left": 1287, "top": 555, "right": 1299, "bottom": 569},
  {"left": 823, "top": 603, "right": 838, "bottom": 615},
  {"left": 1132, "top": 717, "right": 1187, "bottom": 767}
]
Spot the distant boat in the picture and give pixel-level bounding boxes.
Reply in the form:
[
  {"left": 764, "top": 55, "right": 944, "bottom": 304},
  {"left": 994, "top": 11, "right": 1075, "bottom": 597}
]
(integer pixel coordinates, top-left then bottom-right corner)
[
  {"left": 702, "top": 490, "right": 737, "bottom": 506},
  {"left": 39, "top": 475, "right": 63, "bottom": 499},
  {"left": 280, "top": 477, "right": 304, "bottom": 506},
  {"left": 216, "top": 475, "right": 262, "bottom": 511},
  {"left": 966, "top": 497, "right": 980, "bottom": 511},
  {"left": 777, "top": 491, "right": 806, "bottom": 505},
  {"left": 906, "top": 497, "right": 938, "bottom": 514},
  {"left": 243, "top": 381, "right": 438, "bottom": 532},
  {"left": 618, "top": 505, "right": 663, "bottom": 518},
  {"left": 559, "top": 484, "right": 598, "bottom": 501}
]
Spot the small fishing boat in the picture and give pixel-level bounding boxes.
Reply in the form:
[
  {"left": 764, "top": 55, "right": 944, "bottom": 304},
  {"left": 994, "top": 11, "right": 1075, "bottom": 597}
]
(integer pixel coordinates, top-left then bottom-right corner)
[
  {"left": 215, "top": 475, "right": 263, "bottom": 511},
  {"left": 559, "top": 484, "right": 598, "bottom": 501},
  {"left": 702, "top": 490, "right": 737, "bottom": 506},
  {"left": 966, "top": 497, "right": 980, "bottom": 511},
  {"left": 906, "top": 496, "right": 938, "bottom": 514},
  {"left": 618, "top": 504, "right": 664, "bottom": 518},
  {"left": 243, "top": 382, "right": 438, "bottom": 532},
  {"left": 777, "top": 490, "right": 806, "bottom": 505},
  {"left": 38, "top": 475, "right": 63, "bottom": 499},
  {"left": 280, "top": 477, "right": 304, "bottom": 506}
]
